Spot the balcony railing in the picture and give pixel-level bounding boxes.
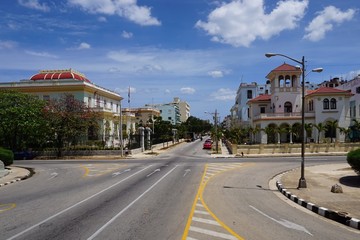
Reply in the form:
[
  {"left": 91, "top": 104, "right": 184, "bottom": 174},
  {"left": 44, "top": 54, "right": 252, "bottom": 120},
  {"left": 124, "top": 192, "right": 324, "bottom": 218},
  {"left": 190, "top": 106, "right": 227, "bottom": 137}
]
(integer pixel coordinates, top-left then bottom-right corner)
[{"left": 253, "top": 112, "right": 315, "bottom": 121}]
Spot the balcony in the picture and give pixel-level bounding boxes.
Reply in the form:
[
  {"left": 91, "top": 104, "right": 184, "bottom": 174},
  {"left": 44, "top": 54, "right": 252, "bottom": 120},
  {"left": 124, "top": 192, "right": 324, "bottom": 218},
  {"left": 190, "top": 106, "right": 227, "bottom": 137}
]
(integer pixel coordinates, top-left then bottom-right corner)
[
  {"left": 92, "top": 106, "right": 115, "bottom": 113},
  {"left": 253, "top": 112, "right": 315, "bottom": 121}
]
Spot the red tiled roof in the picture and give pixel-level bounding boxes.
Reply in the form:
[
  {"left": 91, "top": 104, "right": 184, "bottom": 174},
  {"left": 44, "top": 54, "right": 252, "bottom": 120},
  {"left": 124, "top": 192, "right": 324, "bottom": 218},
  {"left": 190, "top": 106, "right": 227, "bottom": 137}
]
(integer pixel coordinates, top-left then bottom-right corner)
[
  {"left": 272, "top": 63, "right": 299, "bottom": 72},
  {"left": 248, "top": 94, "right": 271, "bottom": 103},
  {"left": 306, "top": 87, "right": 353, "bottom": 96},
  {"left": 30, "top": 69, "right": 91, "bottom": 83}
]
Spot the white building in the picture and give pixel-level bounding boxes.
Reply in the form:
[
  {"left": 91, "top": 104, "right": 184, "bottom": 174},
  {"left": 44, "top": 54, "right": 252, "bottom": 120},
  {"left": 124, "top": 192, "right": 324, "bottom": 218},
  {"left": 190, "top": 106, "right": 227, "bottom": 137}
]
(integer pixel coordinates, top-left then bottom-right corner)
[
  {"left": 231, "top": 82, "right": 271, "bottom": 127},
  {"left": 248, "top": 63, "right": 352, "bottom": 144}
]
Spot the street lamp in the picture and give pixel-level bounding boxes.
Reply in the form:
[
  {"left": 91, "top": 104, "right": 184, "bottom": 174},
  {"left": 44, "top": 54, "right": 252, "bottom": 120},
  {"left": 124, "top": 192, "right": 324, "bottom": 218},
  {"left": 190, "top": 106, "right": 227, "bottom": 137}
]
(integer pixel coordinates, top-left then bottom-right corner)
[
  {"left": 205, "top": 110, "right": 219, "bottom": 153},
  {"left": 265, "top": 53, "right": 323, "bottom": 188}
]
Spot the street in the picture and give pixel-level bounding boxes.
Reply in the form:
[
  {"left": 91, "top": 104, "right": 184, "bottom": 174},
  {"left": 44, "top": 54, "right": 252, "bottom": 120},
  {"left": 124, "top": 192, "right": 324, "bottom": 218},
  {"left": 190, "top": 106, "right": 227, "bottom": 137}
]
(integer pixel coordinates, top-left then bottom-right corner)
[{"left": 0, "top": 140, "right": 359, "bottom": 240}]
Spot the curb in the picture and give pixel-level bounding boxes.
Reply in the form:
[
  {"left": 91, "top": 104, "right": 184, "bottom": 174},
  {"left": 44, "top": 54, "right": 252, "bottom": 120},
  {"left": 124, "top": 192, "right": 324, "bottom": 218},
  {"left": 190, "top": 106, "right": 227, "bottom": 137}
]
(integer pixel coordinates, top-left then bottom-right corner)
[
  {"left": 0, "top": 168, "right": 32, "bottom": 188},
  {"left": 276, "top": 181, "right": 360, "bottom": 230}
]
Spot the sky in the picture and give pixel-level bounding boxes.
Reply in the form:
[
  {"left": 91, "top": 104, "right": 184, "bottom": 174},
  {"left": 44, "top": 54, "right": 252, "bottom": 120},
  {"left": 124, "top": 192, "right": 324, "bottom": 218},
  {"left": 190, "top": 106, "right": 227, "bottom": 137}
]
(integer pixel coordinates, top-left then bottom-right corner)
[{"left": 0, "top": 0, "right": 360, "bottom": 121}]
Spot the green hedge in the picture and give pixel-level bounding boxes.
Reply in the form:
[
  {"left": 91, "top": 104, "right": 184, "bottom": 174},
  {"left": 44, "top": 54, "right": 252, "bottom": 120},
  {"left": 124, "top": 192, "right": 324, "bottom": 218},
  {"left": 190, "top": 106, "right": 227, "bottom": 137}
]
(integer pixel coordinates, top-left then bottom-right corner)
[
  {"left": 346, "top": 148, "right": 360, "bottom": 175},
  {"left": 0, "top": 147, "right": 14, "bottom": 166}
]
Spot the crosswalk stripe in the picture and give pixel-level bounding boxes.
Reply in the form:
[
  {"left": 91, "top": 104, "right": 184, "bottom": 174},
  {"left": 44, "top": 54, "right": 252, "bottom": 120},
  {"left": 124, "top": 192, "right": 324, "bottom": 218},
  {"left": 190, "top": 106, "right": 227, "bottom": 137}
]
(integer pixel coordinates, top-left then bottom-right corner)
[
  {"left": 192, "top": 217, "right": 221, "bottom": 226},
  {"left": 189, "top": 226, "right": 238, "bottom": 240}
]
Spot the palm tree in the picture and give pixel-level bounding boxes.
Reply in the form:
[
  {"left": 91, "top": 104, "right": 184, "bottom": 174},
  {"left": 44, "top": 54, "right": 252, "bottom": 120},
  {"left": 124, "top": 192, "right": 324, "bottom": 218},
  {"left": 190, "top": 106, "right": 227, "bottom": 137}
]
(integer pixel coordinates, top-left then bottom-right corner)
[
  {"left": 338, "top": 127, "right": 351, "bottom": 143},
  {"left": 325, "top": 120, "right": 338, "bottom": 143},
  {"left": 304, "top": 123, "right": 313, "bottom": 143},
  {"left": 351, "top": 119, "right": 360, "bottom": 141},
  {"left": 262, "top": 126, "right": 274, "bottom": 144},
  {"left": 314, "top": 122, "right": 327, "bottom": 143}
]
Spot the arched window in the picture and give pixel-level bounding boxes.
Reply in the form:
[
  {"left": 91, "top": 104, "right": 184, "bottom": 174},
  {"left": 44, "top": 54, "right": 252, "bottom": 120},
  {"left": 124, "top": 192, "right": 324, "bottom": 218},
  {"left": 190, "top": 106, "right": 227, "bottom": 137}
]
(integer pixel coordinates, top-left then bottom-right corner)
[
  {"left": 284, "top": 101, "right": 292, "bottom": 113},
  {"left": 291, "top": 75, "right": 297, "bottom": 87},
  {"left": 309, "top": 100, "right": 314, "bottom": 111},
  {"left": 279, "top": 75, "right": 284, "bottom": 87},
  {"left": 330, "top": 98, "right": 337, "bottom": 109},
  {"left": 285, "top": 75, "right": 291, "bottom": 87},
  {"left": 323, "top": 98, "right": 329, "bottom": 110}
]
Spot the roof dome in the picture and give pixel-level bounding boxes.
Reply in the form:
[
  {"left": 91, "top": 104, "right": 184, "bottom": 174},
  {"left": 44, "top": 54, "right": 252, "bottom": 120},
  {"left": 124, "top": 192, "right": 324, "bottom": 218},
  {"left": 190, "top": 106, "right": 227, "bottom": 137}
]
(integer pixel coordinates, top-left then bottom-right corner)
[{"left": 30, "top": 69, "right": 91, "bottom": 83}]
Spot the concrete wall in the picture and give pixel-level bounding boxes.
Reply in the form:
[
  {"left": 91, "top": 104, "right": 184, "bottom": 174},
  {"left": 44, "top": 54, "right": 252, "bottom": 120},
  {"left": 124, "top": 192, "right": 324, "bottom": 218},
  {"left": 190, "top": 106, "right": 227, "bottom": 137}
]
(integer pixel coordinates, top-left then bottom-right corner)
[{"left": 232, "top": 142, "right": 360, "bottom": 156}]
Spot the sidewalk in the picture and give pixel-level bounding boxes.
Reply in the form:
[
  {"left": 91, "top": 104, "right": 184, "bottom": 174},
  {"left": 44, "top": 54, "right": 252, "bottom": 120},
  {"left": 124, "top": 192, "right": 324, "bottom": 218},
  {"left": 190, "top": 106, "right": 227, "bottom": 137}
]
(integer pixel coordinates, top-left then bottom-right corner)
[
  {"left": 0, "top": 166, "right": 31, "bottom": 187},
  {"left": 276, "top": 164, "right": 360, "bottom": 230}
]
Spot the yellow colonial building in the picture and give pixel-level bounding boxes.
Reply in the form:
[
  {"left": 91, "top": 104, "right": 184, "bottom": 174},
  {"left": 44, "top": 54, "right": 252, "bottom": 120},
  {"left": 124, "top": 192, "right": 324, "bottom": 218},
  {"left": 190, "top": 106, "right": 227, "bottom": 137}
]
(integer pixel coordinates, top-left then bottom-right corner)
[{"left": 0, "top": 69, "right": 123, "bottom": 147}]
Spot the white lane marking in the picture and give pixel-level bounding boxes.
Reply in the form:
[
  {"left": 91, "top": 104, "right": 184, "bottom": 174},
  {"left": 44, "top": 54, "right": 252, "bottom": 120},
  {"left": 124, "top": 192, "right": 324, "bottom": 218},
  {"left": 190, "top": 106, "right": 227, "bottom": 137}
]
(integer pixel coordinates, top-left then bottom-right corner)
[
  {"left": 87, "top": 165, "right": 178, "bottom": 240},
  {"left": 48, "top": 172, "right": 58, "bottom": 180},
  {"left": 6, "top": 165, "right": 153, "bottom": 240},
  {"left": 186, "top": 237, "right": 198, "bottom": 240},
  {"left": 183, "top": 169, "right": 191, "bottom": 177},
  {"left": 112, "top": 169, "right": 131, "bottom": 177},
  {"left": 146, "top": 168, "right": 160, "bottom": 177},
  {"left": 194, "top": 210, "right": 210, "bottom": 215},
  {"left": 249, "top": 205, "right": 312, "bottom": 236},
  {"left": 189, "top": 226, "right": 238, "bottom": 240},
  {"left": 192, "top": 217, "right": 220, "bottom": 226}
]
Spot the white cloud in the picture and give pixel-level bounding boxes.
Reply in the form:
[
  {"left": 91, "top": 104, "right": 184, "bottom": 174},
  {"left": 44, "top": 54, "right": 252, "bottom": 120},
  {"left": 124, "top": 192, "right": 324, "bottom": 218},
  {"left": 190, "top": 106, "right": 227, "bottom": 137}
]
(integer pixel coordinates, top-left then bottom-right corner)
[
  {"left": 210, "top": 88, "right": 236, "bottom": 101},
  {"left": 18, "top": 0, "right": 50, "bottom": 12},
  {"left": 68, "top": 0, "right": 161, "bottom": 26},
  {"left": 77, "top": 42, "right": 91, "bottom": 50},
  {"left": 165, "top": 89, "right": 171, "bottom": 94},
  {"left": 114, "top": 86, "right": 136, "bottom": 94},
  {"left": 195, "top": 0, "right": 308, "bottom": 47},
  {"left": 180, "top": 87, "right": 196, "bottom": 94},
  {"left": 25, "top": 50, "right": 58, "bottom": 58},
  {"left": 0, "top": 40, "right": 17, "bottom": 49},
  {"left": 121, "top": 30, "right": 133, "bottom": 39},
  {"left": 304, "top": 6, "right": 356, "bottom": 42},
  {"left": 208, "top": 70, "right": 224, "bottom": 78},
  {"left": 98, "top": 16, "right": 107, "bottom": 22}
]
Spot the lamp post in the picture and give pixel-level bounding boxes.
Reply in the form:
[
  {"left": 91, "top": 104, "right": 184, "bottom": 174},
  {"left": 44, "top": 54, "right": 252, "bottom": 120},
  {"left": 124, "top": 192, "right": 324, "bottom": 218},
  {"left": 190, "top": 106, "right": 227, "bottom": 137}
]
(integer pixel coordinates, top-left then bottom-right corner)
[{"left": 265, "top": 53, "right": 322, "bottom": 188}]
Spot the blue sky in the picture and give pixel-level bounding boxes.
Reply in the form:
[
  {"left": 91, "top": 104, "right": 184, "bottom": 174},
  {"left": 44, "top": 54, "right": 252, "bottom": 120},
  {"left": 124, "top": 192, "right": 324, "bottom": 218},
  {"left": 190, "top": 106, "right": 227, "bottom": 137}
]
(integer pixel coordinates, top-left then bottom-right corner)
[{"left": 0, "top": 0, "right": 359, "bottom": 121}]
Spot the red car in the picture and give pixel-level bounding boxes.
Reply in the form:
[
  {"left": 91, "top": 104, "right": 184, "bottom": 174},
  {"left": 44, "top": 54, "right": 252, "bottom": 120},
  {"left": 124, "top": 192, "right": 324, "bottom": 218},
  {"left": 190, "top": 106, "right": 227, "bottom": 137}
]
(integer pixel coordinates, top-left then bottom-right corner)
[{"left": 203, "top": 141, "right": 212, "bottom": 149}]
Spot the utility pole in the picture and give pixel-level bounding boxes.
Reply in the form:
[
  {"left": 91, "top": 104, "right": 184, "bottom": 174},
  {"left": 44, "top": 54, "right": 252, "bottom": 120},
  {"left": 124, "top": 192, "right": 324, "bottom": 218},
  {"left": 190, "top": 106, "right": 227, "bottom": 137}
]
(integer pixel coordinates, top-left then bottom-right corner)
[{"left": 215, "top": 109, "right": 218, "bottom": 153}]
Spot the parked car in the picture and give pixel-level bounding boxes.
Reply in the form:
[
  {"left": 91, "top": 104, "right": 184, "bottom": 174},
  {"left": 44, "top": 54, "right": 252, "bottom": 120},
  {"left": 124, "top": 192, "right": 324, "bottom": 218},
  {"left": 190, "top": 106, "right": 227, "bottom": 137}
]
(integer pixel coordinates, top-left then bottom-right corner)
[{"left": 203, "top": 141, "right": 212, "bottom": 149}]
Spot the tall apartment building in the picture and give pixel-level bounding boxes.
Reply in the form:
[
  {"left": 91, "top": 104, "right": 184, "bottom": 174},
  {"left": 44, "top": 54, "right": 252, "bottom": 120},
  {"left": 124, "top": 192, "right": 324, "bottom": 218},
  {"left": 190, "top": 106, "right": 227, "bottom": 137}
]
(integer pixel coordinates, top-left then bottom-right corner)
[
  {"left": 231, "top": 81, "right": 271, "bottom": 127},
  {"left": 145, "top": 97, "right": 189, "bottom": 125}
]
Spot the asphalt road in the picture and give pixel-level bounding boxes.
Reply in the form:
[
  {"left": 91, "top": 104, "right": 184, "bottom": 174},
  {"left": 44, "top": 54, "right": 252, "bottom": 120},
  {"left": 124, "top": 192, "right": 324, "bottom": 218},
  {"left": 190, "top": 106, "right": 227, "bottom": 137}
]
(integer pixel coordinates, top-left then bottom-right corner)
[{"left": 0, "top": 140, "right": 359, "bottom": 240}]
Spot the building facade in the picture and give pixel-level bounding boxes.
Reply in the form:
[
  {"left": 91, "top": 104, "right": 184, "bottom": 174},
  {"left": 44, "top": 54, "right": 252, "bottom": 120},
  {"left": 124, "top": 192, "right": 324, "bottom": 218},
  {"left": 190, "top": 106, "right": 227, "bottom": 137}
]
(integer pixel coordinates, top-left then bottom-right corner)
[
  {"left": 231, "top": 82, "right": 271, "bottom": 128},
  {"left": 248, "top": 63, "right": 352, "bottom": 144},
  {"left": 0, "top": 69, "right": 123, "bottom": 147}
]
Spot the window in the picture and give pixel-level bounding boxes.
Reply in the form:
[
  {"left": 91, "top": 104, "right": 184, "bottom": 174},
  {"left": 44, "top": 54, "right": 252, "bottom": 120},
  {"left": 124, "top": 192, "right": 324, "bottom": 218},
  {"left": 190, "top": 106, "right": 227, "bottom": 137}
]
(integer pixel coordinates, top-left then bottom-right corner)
[
  {"left": 323, "top": 98, "right": 329, "bottom": 110},
  {"left": 88, "top": 97, "right": 92, "bottom": 107},
  {"left": 284, "top": 102, "right": 292, "bottom": 113},
  {"left": 247, "top": 90, "right": 253, "bottom": 99},
  {"left": 260, "top": 107, "right": 265, "bottom": 113},
  {"left": 356, "top": 87, "right": 360, "bottom": 93},
  {"left": 309, "top": 100, "right": 314, "bottom": 111},
  {"left": 330, "top": 98, "right": 337, "bottom": 109}
]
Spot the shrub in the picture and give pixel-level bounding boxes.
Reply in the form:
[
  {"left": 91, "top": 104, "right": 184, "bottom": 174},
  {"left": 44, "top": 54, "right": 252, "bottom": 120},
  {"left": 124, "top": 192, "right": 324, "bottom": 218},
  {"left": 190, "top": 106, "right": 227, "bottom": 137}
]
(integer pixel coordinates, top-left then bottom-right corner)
[
  {"left": 346, "top": 148, "right": 360, "bottom": 175},
  {"left": 0, "top": 147, "right": 14, "bottom": 166}
]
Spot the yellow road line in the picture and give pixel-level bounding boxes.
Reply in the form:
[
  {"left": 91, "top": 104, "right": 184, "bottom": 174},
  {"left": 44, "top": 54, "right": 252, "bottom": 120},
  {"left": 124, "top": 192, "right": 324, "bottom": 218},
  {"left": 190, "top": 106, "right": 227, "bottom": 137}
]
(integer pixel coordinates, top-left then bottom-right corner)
[
  {"left": 82, "top": 166, "right": 90, "bottom": 177},
  {"left": 182, "top": 163, "right": 246, "bottom": 240},
  {"left": 0, "top": 203, "right": 16, "bottom": 213},
  {"left": 200, "top": 172, "right": 244, "bottom": 240},
  {"left": 181, "top": 164, "right": 208, "bottom": 240}
]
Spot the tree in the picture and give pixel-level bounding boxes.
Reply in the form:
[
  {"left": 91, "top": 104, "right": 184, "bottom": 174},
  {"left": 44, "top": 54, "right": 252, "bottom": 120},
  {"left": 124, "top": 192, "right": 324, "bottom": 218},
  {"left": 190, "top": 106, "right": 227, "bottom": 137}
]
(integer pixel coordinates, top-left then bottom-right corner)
[
  {"left": 314, "top": 123, "right": 327, "bottom": 143},
  {"left": 304, "top": 123, "right": 313, "bottom": 143},
  {"left": 262, "top": 126, "right": 274, "bottom": 144},
  {"left": 339, "top": 127, "right": 351, "bottom": 143},
  {"left": 44, "top": 94, "right": 100, "bottom": 157},
  {"left": 325, "top": 120, "right": 338, "bottom": 143},
  {"left": 0, "top": 90, "right": 49, "bottom": 151}
]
